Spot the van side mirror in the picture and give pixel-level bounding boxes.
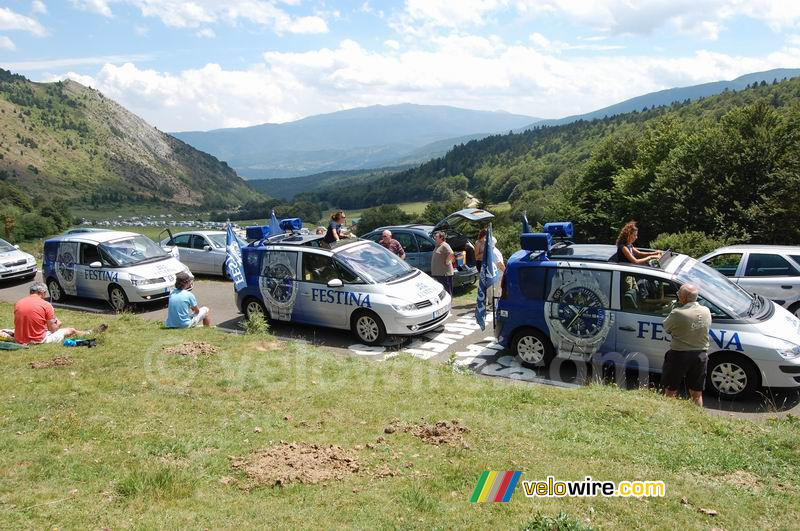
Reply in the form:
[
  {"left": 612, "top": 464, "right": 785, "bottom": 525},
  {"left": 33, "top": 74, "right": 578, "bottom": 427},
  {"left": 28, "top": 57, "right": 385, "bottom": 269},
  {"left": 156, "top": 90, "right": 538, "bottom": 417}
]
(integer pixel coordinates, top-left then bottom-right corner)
[
  {"left": 327, "top": 278, "right": 343, "bottom": 288},
  {"left": 203, "top": 245, "right": 212, "bottom": 251},
  {"left": 89, "top": 261, "right": 102, "bottom": 269},
  {"left": 13, "top": 244, "right": 20, "bottom": 250}
]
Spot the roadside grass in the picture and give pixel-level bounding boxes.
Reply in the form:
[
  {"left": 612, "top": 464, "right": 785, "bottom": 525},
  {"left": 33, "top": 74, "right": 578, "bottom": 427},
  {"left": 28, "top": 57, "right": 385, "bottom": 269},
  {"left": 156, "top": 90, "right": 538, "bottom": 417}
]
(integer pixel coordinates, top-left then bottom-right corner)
[{"left": 1, "top": 303, "right": 800, "bottom": 528}]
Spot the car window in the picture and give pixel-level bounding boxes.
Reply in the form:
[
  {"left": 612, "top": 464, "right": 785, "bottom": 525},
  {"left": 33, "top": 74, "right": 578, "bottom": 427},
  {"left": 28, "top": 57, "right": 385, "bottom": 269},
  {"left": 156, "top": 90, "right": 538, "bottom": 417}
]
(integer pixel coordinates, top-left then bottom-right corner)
[
  {"left": 262, "top": 251, "right": 298, "bottom": 280},
  {"left": 545, "top": 269, "right": 613, "bottom": 306},
  {"left": 698, "top": 296, "right": 729, "bottom": 319},
  {"left": 620, "top": 272, "right": 678, "bottom": 316},
  {"left": 392, "top": 232, "right": 418, "bottom": 253},
  {"left": 745, "top": 253, "right": 800, "bottom": 277},
  {"left": 172, "top": 234, "right": 191, "bottom": 248},
  {"left": 416, "top": 235, "right": 435, "bottom": 252},
  {"left": 302, "top": 253, "right": 339, "bottom": 284},
  {"left": 79, "top": 243, "right": 101, "bottom": 265},
  {"left": 0, "top": 238, "right": 13, "bottom": 252},
  {"left": 703, "top": 253, "right": 743, "bottom": 277},
  {"left": 190, "top": 235, "right": 208, "bottom": 250},
  {"left": 518, "top": 267, "right": 548, "bottom": 300}
]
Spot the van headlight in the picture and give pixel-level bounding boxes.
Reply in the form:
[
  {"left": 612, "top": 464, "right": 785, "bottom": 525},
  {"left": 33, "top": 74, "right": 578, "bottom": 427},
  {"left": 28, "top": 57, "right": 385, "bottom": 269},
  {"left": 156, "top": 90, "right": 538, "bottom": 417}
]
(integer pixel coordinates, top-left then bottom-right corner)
[
  {"left": 391, "top": 302, "right": 417, "bottom": 312},
  {"left": 130, "top": 275, "right": 166, "bottom": 287},
  {"left": 26, "top": 256, "right": 36, "bottom": 265},
  {"left": 777, "top": 344, "right": 800, "bottom": 360}
]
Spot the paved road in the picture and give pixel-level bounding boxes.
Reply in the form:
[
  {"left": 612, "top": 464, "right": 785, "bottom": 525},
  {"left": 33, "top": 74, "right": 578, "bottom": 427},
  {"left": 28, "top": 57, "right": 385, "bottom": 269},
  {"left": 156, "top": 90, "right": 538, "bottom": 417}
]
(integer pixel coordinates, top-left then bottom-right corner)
[{"left": 2, "top": 272, "right": 797, "bottom": 418}]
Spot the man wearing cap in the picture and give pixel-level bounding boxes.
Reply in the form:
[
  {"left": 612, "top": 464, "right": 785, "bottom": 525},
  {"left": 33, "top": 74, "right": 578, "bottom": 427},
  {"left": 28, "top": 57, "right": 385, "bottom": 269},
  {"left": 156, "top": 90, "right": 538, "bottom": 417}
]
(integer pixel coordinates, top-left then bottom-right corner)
[{"left": 165, "top": 272, "right": 211, "bottom": 328}]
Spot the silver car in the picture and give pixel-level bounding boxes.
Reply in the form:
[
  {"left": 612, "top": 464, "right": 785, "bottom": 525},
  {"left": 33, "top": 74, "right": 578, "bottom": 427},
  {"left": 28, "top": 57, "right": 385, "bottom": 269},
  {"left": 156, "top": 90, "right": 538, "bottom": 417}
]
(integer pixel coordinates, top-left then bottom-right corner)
[
  {"left": 699, "top": 245, "right": 800, "bottom": 317},
  {"left": 161, "top": 230, "right": 245, "bottom": 277},
  {"left": 0, "top": 238, "right": 37, "bottom": 282}
]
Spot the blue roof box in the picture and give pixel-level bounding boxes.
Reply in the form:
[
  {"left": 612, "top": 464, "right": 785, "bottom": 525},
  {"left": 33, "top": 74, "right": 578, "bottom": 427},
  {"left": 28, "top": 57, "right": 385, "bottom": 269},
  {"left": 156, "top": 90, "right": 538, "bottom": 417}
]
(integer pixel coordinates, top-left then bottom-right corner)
[
  {"left": 544, "top": 221, "right": 573, "bottom": 239},
  {"left": 280, "top": 218, "right": 302, "bottom": 231},
  {"left": 521, "top": 233, "right": 552, "bottom": 252},
  {"left": 246, "top": 225, "right": 270, "bottom": 240}
]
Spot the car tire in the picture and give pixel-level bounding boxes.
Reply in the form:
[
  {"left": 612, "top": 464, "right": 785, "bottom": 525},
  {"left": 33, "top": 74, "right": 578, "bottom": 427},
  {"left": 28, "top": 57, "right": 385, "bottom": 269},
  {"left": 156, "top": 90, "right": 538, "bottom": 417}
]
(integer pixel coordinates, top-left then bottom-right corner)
[
  {"left": 351, "top": 310, "right": 387, "bottom": 346},
  {"left": 243, "top": 297, "right": 268, "bottom": 321},
  {"left": 108, "top": 284, "right": 130, "bottom": 313},
  {"left": 46, "top": 277, "right": 65, "bottom": 303},
  {"left": 512, "top": 327, "right": 555, "bottom": 369},
  {"left": 706, "top": 352, "right": 761, "bottom": 400},
  {"left": 789, "top": 302, "right": 800, "bottom": 319}
]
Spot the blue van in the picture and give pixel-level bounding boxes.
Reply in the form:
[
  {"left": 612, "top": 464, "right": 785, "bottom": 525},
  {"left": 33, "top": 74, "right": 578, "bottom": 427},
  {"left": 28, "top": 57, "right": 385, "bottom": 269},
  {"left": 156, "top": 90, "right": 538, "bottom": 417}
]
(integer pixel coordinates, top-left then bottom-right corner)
[{"left": 494, "top": 223, "right": 800, "bottom": 400}]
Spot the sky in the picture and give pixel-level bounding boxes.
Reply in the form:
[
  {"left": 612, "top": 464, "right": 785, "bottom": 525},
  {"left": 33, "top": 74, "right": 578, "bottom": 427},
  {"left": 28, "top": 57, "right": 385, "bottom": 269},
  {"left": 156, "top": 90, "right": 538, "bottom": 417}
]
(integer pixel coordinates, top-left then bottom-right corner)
[{"left": 2, "top": 0, "right": 800, "bottom": 132}]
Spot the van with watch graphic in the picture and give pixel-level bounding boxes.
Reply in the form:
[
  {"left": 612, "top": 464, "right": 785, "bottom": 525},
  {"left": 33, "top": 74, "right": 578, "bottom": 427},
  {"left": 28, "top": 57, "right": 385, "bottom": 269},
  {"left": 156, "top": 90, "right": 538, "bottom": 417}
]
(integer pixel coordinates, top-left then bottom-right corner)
[{"left": 494, "top": 223, "right": 800, "bottom": 400}]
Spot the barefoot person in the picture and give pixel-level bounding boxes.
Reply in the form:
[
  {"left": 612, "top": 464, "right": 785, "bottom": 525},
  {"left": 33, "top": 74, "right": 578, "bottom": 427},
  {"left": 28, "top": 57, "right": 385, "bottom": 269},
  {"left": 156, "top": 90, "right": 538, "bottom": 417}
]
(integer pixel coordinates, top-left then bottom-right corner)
[
  {"left": 165, "top": 272, "right": 211, "bottom": 328},
  {"left": 14, "top": 283, "right": 93, "bottom": 345}
]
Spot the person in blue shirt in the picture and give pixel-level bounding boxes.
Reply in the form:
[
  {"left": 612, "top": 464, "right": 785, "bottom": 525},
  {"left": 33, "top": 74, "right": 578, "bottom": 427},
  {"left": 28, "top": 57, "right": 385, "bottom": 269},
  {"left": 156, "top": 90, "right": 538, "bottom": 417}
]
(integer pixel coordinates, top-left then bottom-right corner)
[
  {"left": 165, "top": 272, "right": 211, "bottom": 328},
  {"left": 323, "top": 210, "right": 346, "bottom": 247}
]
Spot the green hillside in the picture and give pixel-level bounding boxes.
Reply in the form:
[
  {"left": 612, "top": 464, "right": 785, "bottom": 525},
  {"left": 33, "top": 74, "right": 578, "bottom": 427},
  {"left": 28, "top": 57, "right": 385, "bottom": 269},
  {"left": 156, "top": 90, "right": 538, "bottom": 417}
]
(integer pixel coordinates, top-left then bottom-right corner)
[
  {"left": 0, "top": 69, "right": 258, "bottom": 212},
  {"left": 306, "top": 77, "right": 800, "bottom": 246}
]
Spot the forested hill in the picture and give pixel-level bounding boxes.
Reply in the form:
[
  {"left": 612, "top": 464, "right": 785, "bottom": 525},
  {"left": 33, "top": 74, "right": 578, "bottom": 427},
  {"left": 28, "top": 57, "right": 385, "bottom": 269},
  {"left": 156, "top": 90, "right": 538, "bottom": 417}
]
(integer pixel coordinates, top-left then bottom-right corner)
[
  {"left": 301, "top": 76, "right": 800, "bottom": 245},
  {"left": 0, "top": 69, "right": 257, "bottom": 210}
]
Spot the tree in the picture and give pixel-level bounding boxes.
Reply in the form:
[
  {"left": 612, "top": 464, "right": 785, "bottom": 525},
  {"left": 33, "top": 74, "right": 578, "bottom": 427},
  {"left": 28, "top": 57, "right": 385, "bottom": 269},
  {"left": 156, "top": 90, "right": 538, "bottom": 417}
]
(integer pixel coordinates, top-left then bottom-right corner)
[{"left": 355, "top": 204, "right": 413, "bottom": 234}]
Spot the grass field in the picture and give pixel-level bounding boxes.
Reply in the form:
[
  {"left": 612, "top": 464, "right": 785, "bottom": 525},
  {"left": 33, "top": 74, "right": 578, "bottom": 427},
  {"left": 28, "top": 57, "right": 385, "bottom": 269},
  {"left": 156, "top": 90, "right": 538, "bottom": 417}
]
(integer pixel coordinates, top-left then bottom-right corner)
[{"left": 1, "top": 304, "right": 800, "bottom": 528}]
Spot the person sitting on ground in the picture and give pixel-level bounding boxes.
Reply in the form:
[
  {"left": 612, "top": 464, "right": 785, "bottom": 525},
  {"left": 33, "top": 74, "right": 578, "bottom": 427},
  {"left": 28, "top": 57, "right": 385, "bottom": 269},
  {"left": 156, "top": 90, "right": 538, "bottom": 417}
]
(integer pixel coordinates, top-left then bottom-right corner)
[
  {"left": 14, "top": 283, "right": 96, "bottom": 345},
  {"left": 662, "top": 283, "right": 711, "bottom": 407},
  {"left": 165, "top": 272, "right": 211, "bottom": 328},
  {"left": 615, "top": 221, "right": 662, "bottom": 265},
  {"left": 379, "top": 230, "right": 406, "bottom": 259},
  {"left": 323, "top": 211, "right": 347, "bottom": 247}
]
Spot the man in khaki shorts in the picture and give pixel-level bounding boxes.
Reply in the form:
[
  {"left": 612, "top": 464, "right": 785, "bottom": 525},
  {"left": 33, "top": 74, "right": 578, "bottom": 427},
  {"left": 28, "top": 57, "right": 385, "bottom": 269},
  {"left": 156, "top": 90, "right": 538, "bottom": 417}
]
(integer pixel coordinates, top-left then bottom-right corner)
[{"left": 662, "top": 283, "right": 712, "bottom": 406}]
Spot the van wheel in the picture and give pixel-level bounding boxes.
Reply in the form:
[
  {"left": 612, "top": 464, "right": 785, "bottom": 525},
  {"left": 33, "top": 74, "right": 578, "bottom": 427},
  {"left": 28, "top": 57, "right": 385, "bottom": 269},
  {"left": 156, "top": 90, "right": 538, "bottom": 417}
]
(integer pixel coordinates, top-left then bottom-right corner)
[
  {"left": 352, "top": 310, "right": 386, "bottom": 346},
  {"left": 513, "top": 327, "right": 555, "bottom": 368},
  {"left": 108, "top": 285, "right": 129, "bottom": 313},
  {"left": 706, "top": 352, "right": 760, "bottom": 400},
  {"left": 47, "top": 278, "right": 65, "bottom": 303},
  {"left": 243, "top": 297, "right": 267, "bottom": 320},
  {"left": 789, "top": 302, "right": 800, "bottom": 319}
]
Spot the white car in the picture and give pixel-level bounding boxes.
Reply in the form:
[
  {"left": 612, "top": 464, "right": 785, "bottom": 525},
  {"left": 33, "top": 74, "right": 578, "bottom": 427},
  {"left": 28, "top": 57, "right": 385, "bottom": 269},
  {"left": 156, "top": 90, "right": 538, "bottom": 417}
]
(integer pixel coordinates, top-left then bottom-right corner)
[
  {"left": 699, "top": 245, "right": 800, "bottom": 318},
  {"left": 161, "top": 230, "right": 245, "bottom": 277},
  {"left": 236, "top": 234, "right": 452, "bottom": 345},
  {"left": 0, "top": 238, "right": 37, "bottom": 282},
  {"left": 43, "top": 231, "right": 190, "bottom": 312}
]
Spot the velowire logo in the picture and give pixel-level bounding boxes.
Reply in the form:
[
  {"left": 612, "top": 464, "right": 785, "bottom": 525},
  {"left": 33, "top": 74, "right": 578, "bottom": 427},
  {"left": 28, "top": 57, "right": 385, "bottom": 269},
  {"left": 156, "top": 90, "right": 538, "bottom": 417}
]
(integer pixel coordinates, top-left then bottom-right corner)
[{"left": 469, "top": 471, "right": 522, "bottom": 502}]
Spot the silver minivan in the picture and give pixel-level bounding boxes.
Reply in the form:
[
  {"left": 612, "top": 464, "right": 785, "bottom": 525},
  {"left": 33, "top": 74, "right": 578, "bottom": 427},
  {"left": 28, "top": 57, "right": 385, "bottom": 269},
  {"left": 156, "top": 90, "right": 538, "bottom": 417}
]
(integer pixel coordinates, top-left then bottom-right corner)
[
  {"left": 43, "top": 231, "right": 190, "bottom": 311},
  {"left": 0, "top": 238, "right": 37, "bottom": 282}
]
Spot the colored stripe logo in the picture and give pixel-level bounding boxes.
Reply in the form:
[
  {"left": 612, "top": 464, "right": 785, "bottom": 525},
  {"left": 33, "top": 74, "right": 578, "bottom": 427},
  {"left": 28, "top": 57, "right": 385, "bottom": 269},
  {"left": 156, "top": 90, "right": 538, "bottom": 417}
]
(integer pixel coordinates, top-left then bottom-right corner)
[{"left": 470, "top": 471, "right": 522, "bottom": 502}]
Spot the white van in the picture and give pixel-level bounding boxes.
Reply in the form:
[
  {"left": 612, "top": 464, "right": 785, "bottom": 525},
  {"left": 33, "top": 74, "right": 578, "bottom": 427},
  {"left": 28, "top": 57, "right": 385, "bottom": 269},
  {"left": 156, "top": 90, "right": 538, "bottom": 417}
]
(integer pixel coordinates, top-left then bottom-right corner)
[{"left": 43, "top": 231, "right": 190, "bottom": 311}]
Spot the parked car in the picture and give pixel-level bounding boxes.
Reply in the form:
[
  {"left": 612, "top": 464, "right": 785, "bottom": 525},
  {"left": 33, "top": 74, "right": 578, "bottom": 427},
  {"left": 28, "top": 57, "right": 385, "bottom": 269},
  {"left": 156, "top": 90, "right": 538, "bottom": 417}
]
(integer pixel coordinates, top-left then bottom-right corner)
[
  {"left": 698, "top": 245, "right": 800, "bottom": 318},
  {"left": 494, "top": 225, "right": 800, "bottom": 400},
  {"left": 0, "top": 238, "right": 37, "bottom": 282},
  {"left": 160, "top": 230, "right": 246, "bottom": 277},
  {"left": 361, "top": 208, "right": 495, "bottom": 289},
  {"left": 43, "top": 231, "right": 190, "bottom": 311},
  {"left": 63, "top": 228, "right": 108, "bottom": 235},
  {"left": 236, "top": 233, "right": 451, "bottom": 345}
]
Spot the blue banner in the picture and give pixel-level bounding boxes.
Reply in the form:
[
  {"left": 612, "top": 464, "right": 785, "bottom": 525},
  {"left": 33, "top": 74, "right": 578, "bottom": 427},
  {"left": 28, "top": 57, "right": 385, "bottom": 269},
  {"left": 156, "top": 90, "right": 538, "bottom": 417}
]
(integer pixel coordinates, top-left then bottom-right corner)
[
  {"left": 225, "top": 223, "right": 246, "bottom": 292},
  {"left": 476, "top": 223, "right": 498, "bottom": 331},
  {"left": 270, "top": 209, "right": 282, "bottom": 236},
  {"left": 522, "top": 211, "right": 531, "bottom": 234}
]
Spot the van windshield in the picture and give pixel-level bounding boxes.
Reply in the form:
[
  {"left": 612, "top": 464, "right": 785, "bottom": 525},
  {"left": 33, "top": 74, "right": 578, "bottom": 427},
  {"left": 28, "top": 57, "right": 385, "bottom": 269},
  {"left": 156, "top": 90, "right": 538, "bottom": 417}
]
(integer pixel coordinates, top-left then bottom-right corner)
[
  {"left": 0, "top": 238, "right": 13, "bottom": 252},
  {"left": 676, "top": 258, "right": 754, "bottom": 319},
  {"left": 100, "top": 235, "right": 168, "bottom": 267},
  {"left": 336, "top": 241, "right": 413, "bottom": 283}
]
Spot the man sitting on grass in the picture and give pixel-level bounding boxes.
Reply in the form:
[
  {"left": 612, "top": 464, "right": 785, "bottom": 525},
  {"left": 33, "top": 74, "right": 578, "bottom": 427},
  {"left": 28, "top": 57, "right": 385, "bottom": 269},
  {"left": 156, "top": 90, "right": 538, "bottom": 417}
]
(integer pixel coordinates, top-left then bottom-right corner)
[
  {"left": 14, "top": 283, "right": 99, "bottom": 345},
  {"left": 165, "top": 272, "right": 211, "bottom": 329}
]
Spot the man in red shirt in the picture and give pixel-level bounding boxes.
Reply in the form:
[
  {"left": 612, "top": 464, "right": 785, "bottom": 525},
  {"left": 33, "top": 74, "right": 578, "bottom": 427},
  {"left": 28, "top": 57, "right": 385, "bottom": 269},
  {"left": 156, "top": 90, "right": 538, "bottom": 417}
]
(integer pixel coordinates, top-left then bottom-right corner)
[
  {"left": 14, "top": 283, "right": 86, "bottom": 345},
  {"left": 379, "top": 230, "right": 406, "bottom": 259}
]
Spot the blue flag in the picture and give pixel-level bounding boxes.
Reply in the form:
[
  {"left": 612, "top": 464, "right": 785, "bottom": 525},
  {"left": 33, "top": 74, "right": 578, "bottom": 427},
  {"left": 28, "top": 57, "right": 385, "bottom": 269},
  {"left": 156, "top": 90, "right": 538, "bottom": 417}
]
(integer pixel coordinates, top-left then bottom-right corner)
[
  {"left": 270, "top": 209, "right": 282, "bottom": 236},
  {"left": 522, "top": 211, "right": 531, "bottom": 234},
  {"left": 225, "top": 223, "right": 246, "bottom": 292},
  {"left": 476, "top": 223, "right": 498, "bottom": 331}
]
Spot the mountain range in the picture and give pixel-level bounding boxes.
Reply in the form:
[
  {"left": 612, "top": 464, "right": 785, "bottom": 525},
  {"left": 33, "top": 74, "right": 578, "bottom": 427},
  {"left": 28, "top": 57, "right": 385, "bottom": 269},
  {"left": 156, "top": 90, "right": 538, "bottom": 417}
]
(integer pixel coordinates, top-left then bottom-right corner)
[
  {"left": 171, "top": 104, "right": 539, "bottom": 180},
  {"left": 0, "top": 69, "right": 256, "bottom": 210}
]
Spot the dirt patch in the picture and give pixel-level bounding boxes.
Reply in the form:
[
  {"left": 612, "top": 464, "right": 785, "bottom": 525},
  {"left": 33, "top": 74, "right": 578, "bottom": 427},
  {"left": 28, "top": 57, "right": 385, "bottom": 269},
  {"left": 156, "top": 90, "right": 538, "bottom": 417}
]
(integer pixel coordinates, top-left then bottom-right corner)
[
  {"left": 230, "top": 443, "right": 359, "bottom": 487},
  {"left": 162, "top": 341, "right": 219, "bottom": 357},
  {"left": 386, "top": 419, "right": 470, "bottom": 447},
  {"left": 29, "top": 356, "right": 73, "bottom": 369},
  {"left": 721, "top": 471, "right": 762, "bottom": 491},
  {"left": 252, "top": 340, "right": 284, "bottom": 352}
]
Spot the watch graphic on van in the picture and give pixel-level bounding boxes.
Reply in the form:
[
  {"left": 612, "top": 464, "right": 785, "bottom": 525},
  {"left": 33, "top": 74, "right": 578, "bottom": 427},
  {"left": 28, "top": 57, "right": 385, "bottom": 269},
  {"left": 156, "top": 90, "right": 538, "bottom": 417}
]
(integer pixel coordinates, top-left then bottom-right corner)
[
  {"left": 261, "top": 261, "right": 296, "bottom": 320},
  {"left": 545, "top": 269, "right": 613, "bottom": 356}
]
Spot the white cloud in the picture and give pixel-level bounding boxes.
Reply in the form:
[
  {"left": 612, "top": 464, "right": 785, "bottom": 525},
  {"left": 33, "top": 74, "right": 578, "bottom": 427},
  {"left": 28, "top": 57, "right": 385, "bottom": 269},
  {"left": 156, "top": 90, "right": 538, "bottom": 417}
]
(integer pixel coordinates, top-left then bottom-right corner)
[
  {"left": 195, "top": 28, "right": 215, "bottom": 38},
  {"left": 0, "top": 6, "right": 47, "bottom": 36},
  {"left": 6, "top": 53, "right": 153, "bottom": 71},
  {"left": 384, "top": 39, "right": 399, "bottom": 50},
  {"left": 529, "top": 32, "right": 624, "bottom": 52},
  {"left": 69, "top": 1, "right": 328, "bottom": 34},
  {"left": 31, "top": 1, "right": 47, "bottom": 15},
  {"left": 0, "top": 35, "right": 16, "bottom": 51},
  {"left": 360, "top": 2, "right": 371, "bottom": 13},
  {"left": 57, "top": 36, "right": 800, "bottom": 132}
]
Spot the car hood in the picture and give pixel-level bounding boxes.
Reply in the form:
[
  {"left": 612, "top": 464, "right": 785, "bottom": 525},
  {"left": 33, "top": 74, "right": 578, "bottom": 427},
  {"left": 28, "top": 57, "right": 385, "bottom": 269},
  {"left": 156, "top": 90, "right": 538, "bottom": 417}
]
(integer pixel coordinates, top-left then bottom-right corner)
[
  {"left": 383, "top": 271, "right": 445, "bottom": 303},
  {"left": 0, "top": 248, "right": 32, "bottom": 265},
  {"left": 126, "top": 257, "right": 187, "bottom": 279},
  {"left": 758, "top": 302, "right": 800, "bottom": 345},
  {"left": 432, "top": 208, "right": 495, "bottom": 233}
]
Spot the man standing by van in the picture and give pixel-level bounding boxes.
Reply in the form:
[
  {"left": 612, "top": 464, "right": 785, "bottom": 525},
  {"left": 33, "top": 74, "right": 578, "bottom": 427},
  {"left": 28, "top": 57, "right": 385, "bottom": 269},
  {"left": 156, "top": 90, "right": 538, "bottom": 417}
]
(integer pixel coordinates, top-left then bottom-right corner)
[
  {"left": 431, "top": 231, "right": 455, "bottom": 296},
  {"left": 662, "top": 283, "right": 712, "bottom": 406}
]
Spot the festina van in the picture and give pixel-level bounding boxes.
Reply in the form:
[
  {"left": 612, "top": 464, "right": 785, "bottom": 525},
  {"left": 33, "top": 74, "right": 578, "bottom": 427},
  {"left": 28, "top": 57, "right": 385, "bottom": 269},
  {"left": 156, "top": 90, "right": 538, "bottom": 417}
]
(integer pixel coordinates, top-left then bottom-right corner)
[
  {"left": 236, "top": 230, "right": 451, "bottom": 345},
  {"left": 43, "top": 231, "right": 190, "bottom": 312},
  {"left": 494, "top": 223, "right": 800, "bottom": 400}
]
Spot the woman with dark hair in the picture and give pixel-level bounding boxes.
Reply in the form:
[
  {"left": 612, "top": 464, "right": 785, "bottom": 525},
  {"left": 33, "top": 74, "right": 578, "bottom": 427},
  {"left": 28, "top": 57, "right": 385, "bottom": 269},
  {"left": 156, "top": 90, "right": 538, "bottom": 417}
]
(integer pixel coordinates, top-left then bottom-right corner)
[
  {"left": 475, "top": 227, "right": 487, "bottom": 272},
  {"left": 616, "top": 221, "right": 662, "bottom": 265}
]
